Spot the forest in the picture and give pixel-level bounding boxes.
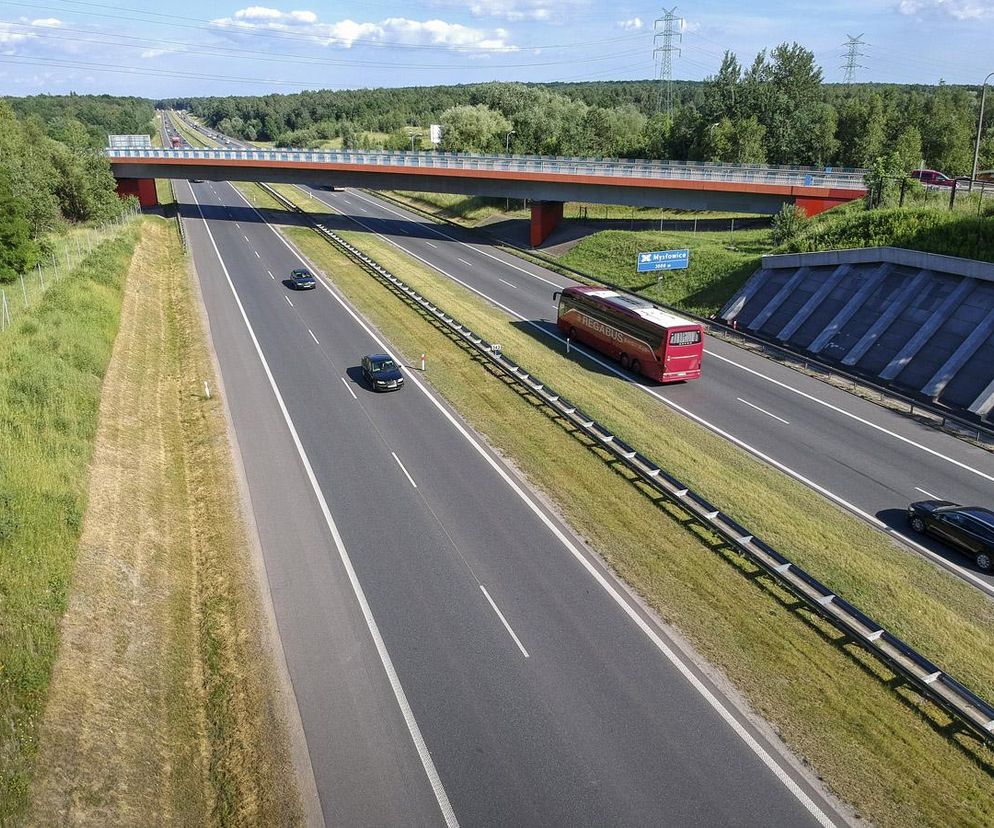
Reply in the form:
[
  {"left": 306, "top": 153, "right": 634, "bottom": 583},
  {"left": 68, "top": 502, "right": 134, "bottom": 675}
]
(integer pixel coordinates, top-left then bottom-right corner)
[
  {"left": 160, "top": 43, "right": 993, "bottom": 176},
  {"left": 0, "top": 95, "right": 151, "bottom": 282}
]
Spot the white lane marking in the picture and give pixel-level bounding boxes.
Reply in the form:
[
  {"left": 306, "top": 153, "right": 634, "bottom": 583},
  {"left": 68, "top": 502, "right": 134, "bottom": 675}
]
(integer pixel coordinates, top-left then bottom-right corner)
[
  {"left": 498, "top": 278, "right": 518, "bottom": 290},
  {"left": 308, "top": 328, "right": 319, "bottom": 345},
  {"left": 708, "top": 350, "right": 994, "bottom": 485},
  {"left": 425, "top": 241, "right": 437, "bottom": 249},
  {"left": 190, "top": 185, "right": 459, "bottom": 828},
  {"left": 244, "top": 234, "right": 249, "bottom": 242},
  {"left": 392, "top": 452, "right": 418, "bottom": 489},
  {"left": 235, "top": 222, "right": 240, "bottom": 228},
  {"left": 341, "top": 377, "right": 358, "bottom": 399},
  {"left": 359, "top": 206, "right": 369, "bottom": 212},
  {"left": 457, "top": 258, "right": 474, "bottom": 267},
  {"left": 285, "top": 296, "right": 294, "bottom": 307},
  {"left": 233, "top": 185, "right": 838, "bottom": 823},
  {"left": 915, "top": 486, "right": 939, "bottom": 499},
  {"left": 267, "top": 270, "right": 275, "bottom": 280},
  {"left": 301, "top": 189, "right": 994, "bottom": 598},
  {"left": 397, "top": 227, "right": 409, "bottom": 235},
  {"left": 342, "top": 198, "right": 351, "bottom": 204},
  {"left": 737, "top": 397, "right": 789, "bottom": 425},
  {"left": 480, "top": 586, "right": 529, "bottom": 658},
  {"left": 345, "top": 189, "right": 567, "bottom": 288},
  {"left": 254, "top": 250, "right": 261, "bottom": 258}
]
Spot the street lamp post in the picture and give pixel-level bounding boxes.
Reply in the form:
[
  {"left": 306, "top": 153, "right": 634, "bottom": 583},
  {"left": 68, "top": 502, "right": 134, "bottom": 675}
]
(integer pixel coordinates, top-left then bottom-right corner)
[
  {"left": 505, "top": 130, "right": 516, "bottom": 210},
  {"left": 971, "top": 71, "right": 994, "bottom": 192}
]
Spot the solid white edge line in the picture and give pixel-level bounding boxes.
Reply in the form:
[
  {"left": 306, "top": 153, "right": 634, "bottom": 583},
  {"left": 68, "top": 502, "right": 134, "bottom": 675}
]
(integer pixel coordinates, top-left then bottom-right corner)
[
  {"left": 915, "top": 486, "right": 939, "bottom": 499},
  {"left": 737, "top": 397, "right": 790, "bottom": 425},
  {"left": 480, "top": 585, "right": 529, "bottom": 658},
  {"left": 302, "top": 189, "right": 994, "bottom": 599},
  {"left": 341, "top": 376, "right": 358, "bottom": 400},
  {"left": 308, "top": 328, "right": 320, "bottom": 345},
  {"left": 707, "top": 349, "right": 994, "bottom": 484},
  {"left": 392, "top": 451, "right": 418, "bottom": 489},
  {"left": 191, "top": 185, "right": 459, "bottom": 828},
  {"left": 232, "top": 183, "right": 837, "bottom": 826}
]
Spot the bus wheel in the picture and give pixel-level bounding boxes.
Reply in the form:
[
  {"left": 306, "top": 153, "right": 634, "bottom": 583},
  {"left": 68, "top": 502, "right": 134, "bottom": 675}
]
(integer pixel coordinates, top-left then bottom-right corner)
[
  {"left": 631, "top": 359, "right": 641, "bottom": 375},
  {"left": 619, "top": 353, "right": 630, "bottom": 368}
]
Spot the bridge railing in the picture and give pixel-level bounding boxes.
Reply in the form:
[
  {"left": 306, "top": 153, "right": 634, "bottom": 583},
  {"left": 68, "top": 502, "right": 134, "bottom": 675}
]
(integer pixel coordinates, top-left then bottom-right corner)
[{"left": 106, "top": 146, "right": 867, "bottom": 190}]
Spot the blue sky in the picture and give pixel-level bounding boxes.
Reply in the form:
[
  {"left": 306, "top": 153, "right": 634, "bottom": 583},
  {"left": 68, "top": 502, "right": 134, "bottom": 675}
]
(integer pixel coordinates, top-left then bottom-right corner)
[{"left": 0, "top": 0, "right": 991, "bottom": 97}]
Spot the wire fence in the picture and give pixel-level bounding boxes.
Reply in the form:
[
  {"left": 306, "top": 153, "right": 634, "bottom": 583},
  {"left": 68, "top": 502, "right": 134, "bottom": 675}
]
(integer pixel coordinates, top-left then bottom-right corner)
[{"left": 0, "top": 205, "right": 141, "bottom": 333}]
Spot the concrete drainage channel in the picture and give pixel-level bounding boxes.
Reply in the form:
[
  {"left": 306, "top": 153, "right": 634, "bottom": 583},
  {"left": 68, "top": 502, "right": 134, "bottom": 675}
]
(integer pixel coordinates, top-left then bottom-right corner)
[{"left": 256, "top": 180, "right": 994, "bottom": 749}]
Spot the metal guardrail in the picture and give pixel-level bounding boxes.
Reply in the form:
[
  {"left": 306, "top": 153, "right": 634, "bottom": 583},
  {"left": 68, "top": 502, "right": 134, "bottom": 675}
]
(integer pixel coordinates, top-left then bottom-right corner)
[
  {"left": 107, "top": 144, "right": 867, "bottom": 191},
  {"left": 257, "top": 179, "right": 994, "bottom": 747}
]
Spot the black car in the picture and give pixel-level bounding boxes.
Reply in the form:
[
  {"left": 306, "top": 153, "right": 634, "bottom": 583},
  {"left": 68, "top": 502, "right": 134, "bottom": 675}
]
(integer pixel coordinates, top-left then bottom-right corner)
[
  {"left": 907, "top": 500, "right": 994, "bottom": 571},
  {"left": 361, "top": 354, "right": 404, "bottom": 391},
  {"left": 289, "top": 267, "right": 316, "bottom": 289}
]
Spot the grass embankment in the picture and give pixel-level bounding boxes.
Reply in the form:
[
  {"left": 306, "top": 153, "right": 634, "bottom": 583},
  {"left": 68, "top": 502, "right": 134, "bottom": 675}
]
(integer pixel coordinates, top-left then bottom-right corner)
[
  {"left": 782, "top": 203, "right": 994, "bottom": 263},
  {"left": 0, "top": 224, "right": 141, "bottom": 817},
  {"left": 24, "top": 216, "right": 301, "bottom": 825},
  {"left": 242, "top": 182, "right": 994, "bottom": 826}
]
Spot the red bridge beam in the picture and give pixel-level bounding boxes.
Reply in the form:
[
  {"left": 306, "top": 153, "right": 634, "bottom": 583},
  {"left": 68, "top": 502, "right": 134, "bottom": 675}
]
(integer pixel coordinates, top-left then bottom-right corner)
[
  {"left": 115, "top": 177, "right": 158, "bottom": 208},
  {"left": 530, "top": 201, "right": 564, "bottom": 247}
]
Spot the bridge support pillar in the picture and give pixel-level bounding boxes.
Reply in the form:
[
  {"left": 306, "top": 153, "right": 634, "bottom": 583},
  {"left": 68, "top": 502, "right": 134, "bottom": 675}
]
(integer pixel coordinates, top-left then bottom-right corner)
[
  {"left": 115, "top": 177, "right": 158, "bottom": 208},
  {"left": 530, "top": 200, "right": 563, "bottom": 247}
]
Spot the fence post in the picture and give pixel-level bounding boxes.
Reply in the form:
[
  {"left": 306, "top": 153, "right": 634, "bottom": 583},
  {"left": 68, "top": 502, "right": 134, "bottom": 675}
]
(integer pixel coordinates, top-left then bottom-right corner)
[
  {"left": 949, "top": 180, "right": 957, "bottom": 211},
  {"left": 20, "top": 273, "right": 28, "bottom": 307},
  {"left": 37, "top": 263, "right": 44, "bottom": 290},
  {"left": 1, "top": 290, "right": 6, "bottom": 329}
]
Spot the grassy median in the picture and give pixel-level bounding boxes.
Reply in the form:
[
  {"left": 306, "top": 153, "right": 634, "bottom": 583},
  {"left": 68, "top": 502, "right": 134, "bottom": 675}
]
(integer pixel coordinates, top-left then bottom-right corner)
[
  {"left": 237, "top": 181, "right": 994, "bottom": 826},
  {"left": 21, "top": 217, "right": 300, "bottom": 825}
]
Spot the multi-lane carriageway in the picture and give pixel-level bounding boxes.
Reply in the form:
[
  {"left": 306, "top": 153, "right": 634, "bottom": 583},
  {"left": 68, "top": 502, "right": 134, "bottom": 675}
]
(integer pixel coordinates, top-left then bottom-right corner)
[{"left": 180, "top": 175, "right": 847, "bottom": 825}]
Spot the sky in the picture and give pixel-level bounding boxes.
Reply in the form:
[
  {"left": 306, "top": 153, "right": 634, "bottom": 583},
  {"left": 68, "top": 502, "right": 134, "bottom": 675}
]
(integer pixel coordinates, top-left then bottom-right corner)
[{"left": 0, "top": 0, "right": 991, "bottom": 97}]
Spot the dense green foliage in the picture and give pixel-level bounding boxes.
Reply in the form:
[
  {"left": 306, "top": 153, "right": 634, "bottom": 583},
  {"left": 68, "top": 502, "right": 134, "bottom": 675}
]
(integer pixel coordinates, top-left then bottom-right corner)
[
  {"left": 0, "top": 99, "right": 136, "bottom": 281},
  {"left": 162, "top": 46, "right": 993, "bottom": 174},
  {"left": 5, "top": 94, "right": 156, "bottom": 150},
  {"left": 0, "top": 226, "right": 140, "bottom": 818}
]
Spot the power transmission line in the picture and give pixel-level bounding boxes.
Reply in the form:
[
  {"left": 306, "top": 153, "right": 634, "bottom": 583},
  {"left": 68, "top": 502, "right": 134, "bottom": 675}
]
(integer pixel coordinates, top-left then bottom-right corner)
[
  {"left": 653, "top": 7, "right": 683, "bottom": 118},
  {"left": 841, "top": 34, "right": 868, "bottom": 87}
]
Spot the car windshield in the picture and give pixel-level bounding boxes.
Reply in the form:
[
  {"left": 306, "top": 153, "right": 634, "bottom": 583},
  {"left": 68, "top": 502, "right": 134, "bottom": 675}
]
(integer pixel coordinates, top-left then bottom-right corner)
[
  {"left": 293, "top": 271, "right": 311, "bottom": 279},
  {"left": 371, "top": 359, "right": 397, "bottom": 373}
]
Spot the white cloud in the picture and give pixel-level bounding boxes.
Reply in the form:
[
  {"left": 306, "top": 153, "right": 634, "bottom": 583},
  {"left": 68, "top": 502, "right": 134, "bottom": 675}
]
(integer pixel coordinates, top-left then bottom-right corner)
[
  {"left": 618, "top": 17, "right": 642, "bottom": 30},
  {"left": 431, "top": 0, "right": 587, "bottom": 21},
  {"left": 897, "top": 0, "right": 994, "bottom": 18},
  {"left": 212, "top": 7, "right": 516, "bottom": 50}
]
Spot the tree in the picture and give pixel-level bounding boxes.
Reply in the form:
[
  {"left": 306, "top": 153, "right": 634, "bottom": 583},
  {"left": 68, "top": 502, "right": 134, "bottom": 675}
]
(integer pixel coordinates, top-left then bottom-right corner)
[
  {"left": 892, "top": 126, "right": 923, "bottom": 174},
  {"left": 835, "top": 92, "right": 886, "bottom": 168},
  {"left": 701, "top": 116, "right": 767, "bottom": 163},
  {"left": 641, "top": 113, "right": 672, "bottom": 159},
  {"left": 439, "top": 104, "right": 511, "bottom": 154},
  {"left": 0, "top": 167, "right": 38, "bottom": 284}
]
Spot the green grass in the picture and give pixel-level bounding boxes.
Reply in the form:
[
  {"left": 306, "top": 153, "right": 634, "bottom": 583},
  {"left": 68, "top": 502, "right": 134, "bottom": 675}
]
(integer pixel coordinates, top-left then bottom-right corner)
[
  {"left": 560, "top": 227, "right": 769, "bottom": 316},
  {"left": 0, "top": 224, "right": 142, "bottom": 818},
  {"left": 242, "top": 181, "right": 994, "bottom": 825}
]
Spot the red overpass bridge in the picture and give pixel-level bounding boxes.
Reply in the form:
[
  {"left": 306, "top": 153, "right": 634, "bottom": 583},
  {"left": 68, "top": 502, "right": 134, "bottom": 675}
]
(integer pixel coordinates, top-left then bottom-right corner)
[{"left": 109, "top": 146, "right": 866, "bottom": 246}]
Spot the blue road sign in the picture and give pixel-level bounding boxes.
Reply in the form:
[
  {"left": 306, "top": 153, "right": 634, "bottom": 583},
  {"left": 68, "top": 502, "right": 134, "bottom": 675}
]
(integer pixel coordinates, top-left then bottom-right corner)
[{"left": 637, "top": 248, "right": 690, "bottom": 273}]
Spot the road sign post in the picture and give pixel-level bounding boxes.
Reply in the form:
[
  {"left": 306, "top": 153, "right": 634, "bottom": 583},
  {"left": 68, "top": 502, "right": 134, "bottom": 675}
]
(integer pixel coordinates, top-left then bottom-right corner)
[{"left": 637, "top": 248, "right": 690, "bottom": 273}]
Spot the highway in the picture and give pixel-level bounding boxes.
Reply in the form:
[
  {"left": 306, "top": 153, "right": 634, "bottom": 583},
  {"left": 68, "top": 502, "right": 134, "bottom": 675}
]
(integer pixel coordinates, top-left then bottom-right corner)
[
  {"left": 285, "top": 181, "right": 994, "bottom": 596},
  {"left": 176, "top": 171, "right": 844, "bottom": 825}
]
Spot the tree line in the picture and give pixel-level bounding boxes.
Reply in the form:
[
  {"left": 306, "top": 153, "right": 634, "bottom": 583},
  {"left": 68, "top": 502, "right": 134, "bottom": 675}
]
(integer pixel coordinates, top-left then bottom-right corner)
[
  {"left": 0, "top": 95, "right": 151, "bottom": 282},
  {"left": 161, "top": 43, "right": 993, "bottom": 175}
]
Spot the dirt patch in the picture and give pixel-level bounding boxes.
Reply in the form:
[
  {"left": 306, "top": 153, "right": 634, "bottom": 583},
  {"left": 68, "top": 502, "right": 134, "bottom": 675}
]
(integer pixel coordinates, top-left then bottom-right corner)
[{"left": 27, "top": 217, "right": 301, "bottom": 826}]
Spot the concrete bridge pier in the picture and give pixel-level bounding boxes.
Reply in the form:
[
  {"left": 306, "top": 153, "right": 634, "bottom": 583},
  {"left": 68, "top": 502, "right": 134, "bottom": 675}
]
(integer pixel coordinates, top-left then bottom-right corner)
[
  {"left": 115, "top": 178, "right": 158, "bottom": 208},
  {"left": 530, "top": 200, "right": 563, "bottom": 247}
]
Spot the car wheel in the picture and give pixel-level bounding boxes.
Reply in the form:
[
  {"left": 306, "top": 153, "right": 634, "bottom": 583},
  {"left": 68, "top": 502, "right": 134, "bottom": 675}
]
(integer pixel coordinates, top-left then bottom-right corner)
[
  {"left": 631, "top": 359, "right": 641, "bottom": 375},
  {"left": 909, "top": 516, "right": 926, "bottom": 534},
  {"left": 619, "top": 353, "right": 630, "bottom": 369},
  {"left": 977, "top": 552, "right": 993, "bottom": 572}
]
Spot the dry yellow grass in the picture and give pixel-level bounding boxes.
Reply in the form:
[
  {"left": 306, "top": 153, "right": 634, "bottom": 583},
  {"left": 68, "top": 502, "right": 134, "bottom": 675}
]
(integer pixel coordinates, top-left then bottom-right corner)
[{"left": 27, "top": 217, "right": 301, "bottom": 826}]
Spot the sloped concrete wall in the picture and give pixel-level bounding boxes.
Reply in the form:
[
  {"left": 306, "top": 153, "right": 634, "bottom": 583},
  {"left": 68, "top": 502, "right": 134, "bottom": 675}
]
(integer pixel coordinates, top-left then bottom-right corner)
[{"left": 720, "top": 248, "right": 994, "bottom": 423}]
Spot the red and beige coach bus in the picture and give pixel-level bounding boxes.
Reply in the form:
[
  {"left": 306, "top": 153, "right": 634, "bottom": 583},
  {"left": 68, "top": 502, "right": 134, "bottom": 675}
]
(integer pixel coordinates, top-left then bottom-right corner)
[{"left": 554, "top": 285, "right": 704, "bottom": 382}]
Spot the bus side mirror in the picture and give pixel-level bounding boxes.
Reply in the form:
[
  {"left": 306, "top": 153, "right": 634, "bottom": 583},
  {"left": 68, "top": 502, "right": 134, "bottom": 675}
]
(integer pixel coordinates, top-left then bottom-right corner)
[{"left": 552, "top": 291, "right": 560, "bottom": 301}]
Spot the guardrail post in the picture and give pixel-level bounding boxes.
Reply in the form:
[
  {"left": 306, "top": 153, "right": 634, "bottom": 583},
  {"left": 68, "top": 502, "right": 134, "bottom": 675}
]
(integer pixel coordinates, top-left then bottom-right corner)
[{"left": 421, "top": 353, "right": 426, "bottom": 371}]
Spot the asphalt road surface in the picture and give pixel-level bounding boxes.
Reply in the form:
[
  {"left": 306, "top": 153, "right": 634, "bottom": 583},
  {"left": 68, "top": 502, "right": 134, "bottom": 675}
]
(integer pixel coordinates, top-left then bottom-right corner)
[
  {"left": 292, "top": 182, "right": 994, "bottom": 597},
  {"left": 178, "top": 175, "right": 844, "bottom": 826}
]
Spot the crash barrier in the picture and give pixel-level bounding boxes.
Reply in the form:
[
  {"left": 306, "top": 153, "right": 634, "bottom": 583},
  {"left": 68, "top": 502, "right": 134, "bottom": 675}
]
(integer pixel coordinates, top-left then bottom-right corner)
[{"left": 256, "top": 180, "right": 994, "bottom": 747}]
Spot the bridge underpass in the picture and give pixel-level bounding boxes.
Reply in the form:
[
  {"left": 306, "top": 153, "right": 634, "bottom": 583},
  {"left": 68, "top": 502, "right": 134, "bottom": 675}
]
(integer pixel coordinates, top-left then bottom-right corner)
[{"left": 109, "top": 147, "right": 866, "bottom": 246}]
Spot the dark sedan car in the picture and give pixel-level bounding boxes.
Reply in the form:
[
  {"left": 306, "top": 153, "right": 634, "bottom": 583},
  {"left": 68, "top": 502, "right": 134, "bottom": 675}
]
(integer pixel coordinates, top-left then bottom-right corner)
[
  {"left": 289, "top": 267, "right": 316, "bottom": 289},
  {"left": 361, "top": 354, "right": 404, "bottom": 391},
  {"left": 907, "top": 500, "right": 994, "bottom": 571}
]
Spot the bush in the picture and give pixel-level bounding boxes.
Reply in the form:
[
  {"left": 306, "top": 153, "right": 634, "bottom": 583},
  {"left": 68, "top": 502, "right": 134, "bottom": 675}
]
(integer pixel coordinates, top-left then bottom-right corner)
[{"left": 769, "top": 203, "right": 808, "bottom": 246}]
